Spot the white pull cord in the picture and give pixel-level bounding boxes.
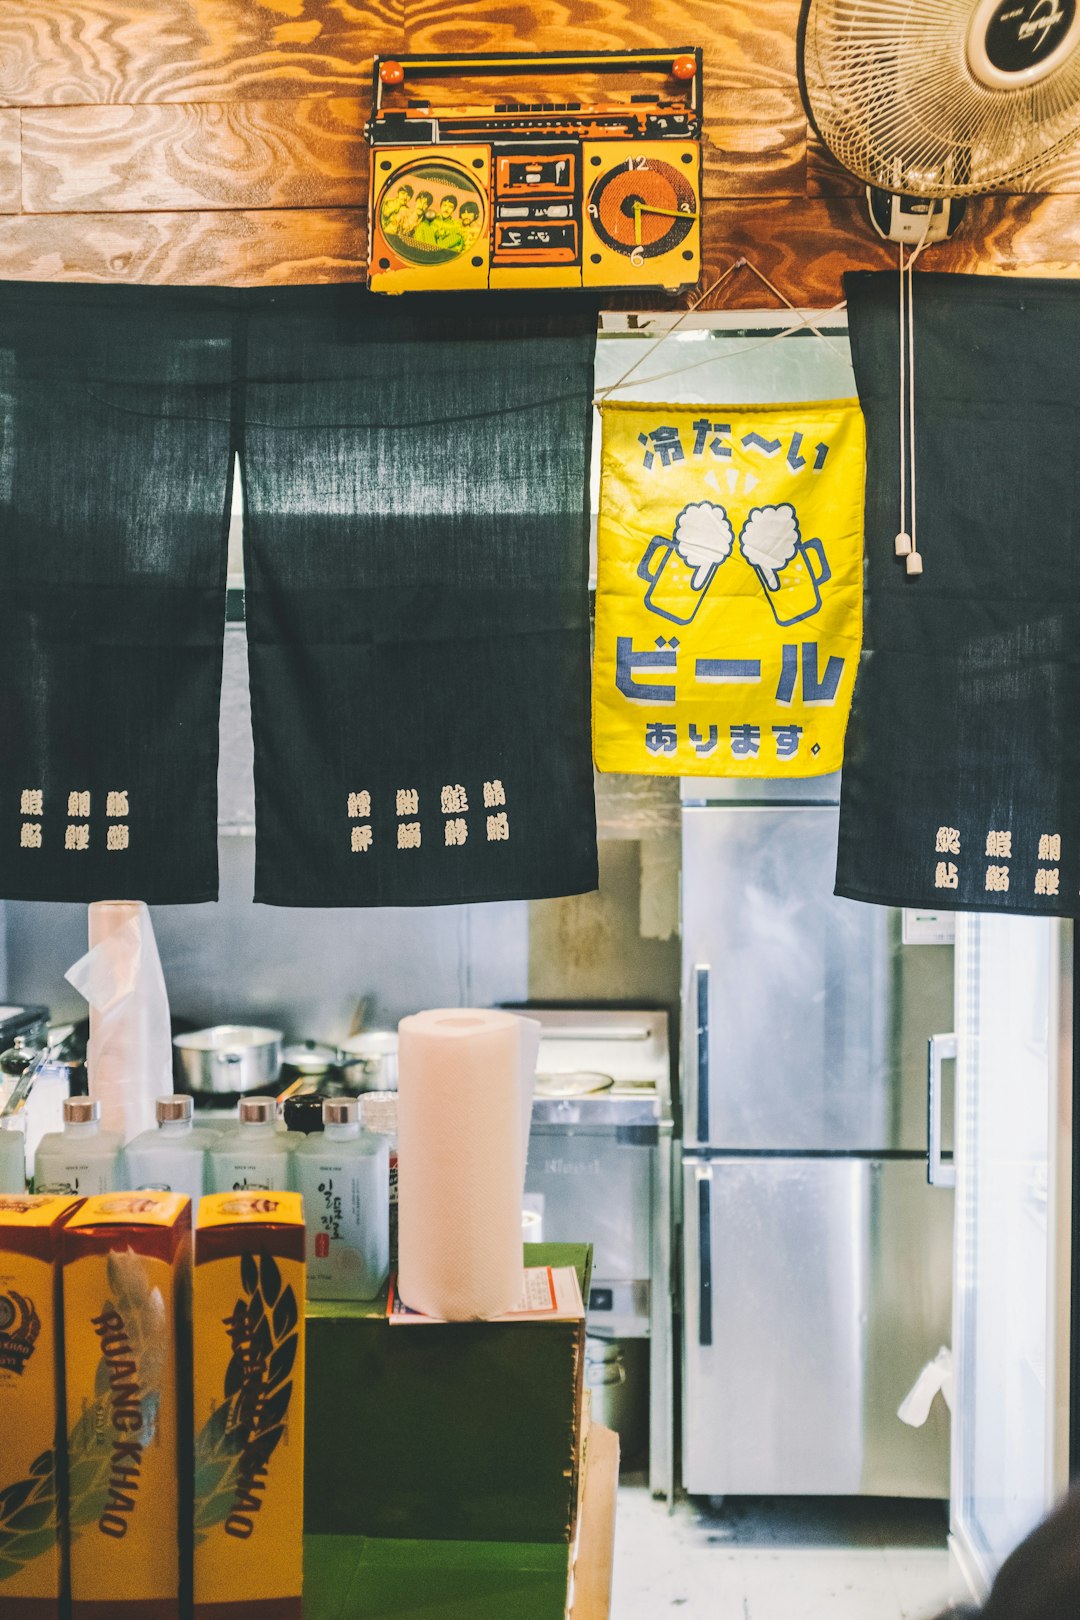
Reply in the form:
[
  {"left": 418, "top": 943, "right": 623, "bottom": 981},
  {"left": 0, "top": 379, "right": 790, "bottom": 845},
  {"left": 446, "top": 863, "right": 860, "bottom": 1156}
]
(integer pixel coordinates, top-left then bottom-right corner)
[
  {"left": 895, "top": 240, "right": 910, "bottom": 558},
  {"left": 895, "top": 208, "right": 936, "bottom": 577}
]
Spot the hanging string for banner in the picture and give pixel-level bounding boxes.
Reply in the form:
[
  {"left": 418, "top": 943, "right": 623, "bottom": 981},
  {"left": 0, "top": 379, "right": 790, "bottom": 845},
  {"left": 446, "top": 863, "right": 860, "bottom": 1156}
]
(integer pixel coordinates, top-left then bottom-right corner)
[{"left": 595, "top": 256, "right": 849, "bottom": 402}]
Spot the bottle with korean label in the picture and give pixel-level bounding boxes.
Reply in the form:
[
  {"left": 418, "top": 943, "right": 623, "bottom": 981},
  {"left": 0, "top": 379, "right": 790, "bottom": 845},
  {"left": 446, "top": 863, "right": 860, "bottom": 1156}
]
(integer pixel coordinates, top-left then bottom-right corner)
[
  {"left": 293, "top": 1098, "right": 389, "bottom": 1300},
  {"left": 34, "top": 1097, "right": 122, "bottom": 1196},
  {"left": 208, "top": 1096, "right": 291, "bottom": 1193},
  {"left": 123, "top": 1093, "right": 214, "bottom": 1202}
]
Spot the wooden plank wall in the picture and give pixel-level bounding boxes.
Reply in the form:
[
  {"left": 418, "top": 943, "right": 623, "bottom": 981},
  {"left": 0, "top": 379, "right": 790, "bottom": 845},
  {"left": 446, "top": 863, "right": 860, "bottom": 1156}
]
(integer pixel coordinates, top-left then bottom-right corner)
[{"left": 0, "top": 0, "right": 1077, "bottom": 306}]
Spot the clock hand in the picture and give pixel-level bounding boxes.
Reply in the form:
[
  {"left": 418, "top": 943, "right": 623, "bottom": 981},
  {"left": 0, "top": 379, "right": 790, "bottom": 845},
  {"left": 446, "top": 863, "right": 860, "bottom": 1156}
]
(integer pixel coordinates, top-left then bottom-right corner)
[{"left": 632, "top": 199, "right": 699, "bottom": 244}]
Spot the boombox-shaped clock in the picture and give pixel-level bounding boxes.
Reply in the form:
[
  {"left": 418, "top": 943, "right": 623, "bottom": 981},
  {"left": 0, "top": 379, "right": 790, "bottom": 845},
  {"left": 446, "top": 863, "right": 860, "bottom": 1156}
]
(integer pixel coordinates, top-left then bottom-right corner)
[{"left": 366, "top": 49, "right": 703, "bottom": 295}]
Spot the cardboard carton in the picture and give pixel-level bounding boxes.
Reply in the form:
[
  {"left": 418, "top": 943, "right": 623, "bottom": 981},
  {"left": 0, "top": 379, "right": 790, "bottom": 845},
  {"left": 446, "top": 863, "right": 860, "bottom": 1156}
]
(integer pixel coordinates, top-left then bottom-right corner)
[
  {"left": 193, "top": 1191, "right": 306, "bottom": 1620},
  {"left": 305, "top": 1242, "right": 589, "bottom": 1545},
  {"left": 0, "top": 1193, "right": 82, "bottom": 1620},
  {"left": 62, "top": 1191, "right": 190, "bottom": 1620}
]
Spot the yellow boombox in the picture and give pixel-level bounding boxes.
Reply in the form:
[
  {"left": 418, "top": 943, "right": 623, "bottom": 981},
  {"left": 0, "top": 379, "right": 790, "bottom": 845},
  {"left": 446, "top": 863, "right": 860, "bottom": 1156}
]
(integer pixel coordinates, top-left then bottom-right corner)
[{"left": 367, "top": 50, "right": 703, "bottom": 295}]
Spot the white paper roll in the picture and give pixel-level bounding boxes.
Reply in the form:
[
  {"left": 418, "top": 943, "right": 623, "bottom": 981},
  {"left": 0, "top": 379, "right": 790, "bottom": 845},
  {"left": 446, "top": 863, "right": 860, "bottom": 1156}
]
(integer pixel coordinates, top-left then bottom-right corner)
[
  {"left": 65, "top": 901, "right": 173, "bottom": 1143},
  {"left": 397, "top": 1007, "right": 540, "bottom": 1321}
]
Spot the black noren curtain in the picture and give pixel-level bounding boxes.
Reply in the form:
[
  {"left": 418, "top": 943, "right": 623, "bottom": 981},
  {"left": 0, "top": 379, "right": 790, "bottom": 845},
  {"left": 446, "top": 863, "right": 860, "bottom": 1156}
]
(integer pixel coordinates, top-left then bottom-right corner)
[
  {"left": 0, "top": 285, "right": 234, "bottom": 904},
  {"left": 0, "top": 284, "right": 599, "bottom": 908},
  {"left": 242, "top": 288, "right": 599, "bottom": 907},
  {"left": 836, "top": 271, "right": 1080, "bottom": 917}
]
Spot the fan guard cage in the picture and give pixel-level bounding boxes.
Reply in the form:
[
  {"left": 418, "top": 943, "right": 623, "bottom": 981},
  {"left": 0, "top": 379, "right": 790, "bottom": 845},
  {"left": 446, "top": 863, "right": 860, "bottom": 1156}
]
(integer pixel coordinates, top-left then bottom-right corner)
[{"left": 799, "top": 0, "right": 1080, "bottom": 196}]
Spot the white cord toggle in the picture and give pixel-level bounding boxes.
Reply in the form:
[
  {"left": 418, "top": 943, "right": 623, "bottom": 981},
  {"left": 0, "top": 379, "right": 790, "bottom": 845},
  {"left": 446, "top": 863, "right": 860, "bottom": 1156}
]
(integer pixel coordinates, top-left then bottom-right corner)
[
  {"left": 905, "top": 550, "right": 923, "bottom": 576},
  {"left": 895, "top": 531, "right": 913, "bottom": 556}
]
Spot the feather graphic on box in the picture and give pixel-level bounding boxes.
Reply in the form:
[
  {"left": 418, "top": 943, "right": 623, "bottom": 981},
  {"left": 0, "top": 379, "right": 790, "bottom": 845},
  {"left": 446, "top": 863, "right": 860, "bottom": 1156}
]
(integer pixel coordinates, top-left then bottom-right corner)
[
  {"left": 66, "top": 1248, "right": 167, "bottom": 1536},
  {"left": 0, "top": 1448, "right": 58, "bottom": 1584},
  {"left": 193, "top": 1249, "right": 298, "bottom": 1546}
]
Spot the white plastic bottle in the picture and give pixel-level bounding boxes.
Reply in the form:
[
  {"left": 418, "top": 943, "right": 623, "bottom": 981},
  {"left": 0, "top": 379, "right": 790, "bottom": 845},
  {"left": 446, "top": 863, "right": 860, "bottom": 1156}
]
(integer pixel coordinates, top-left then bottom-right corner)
[
  {"left": 293, "top": 1099, "right": 389, "bottom": 1300},
  {"left": 123, "top": 1093, "right": 213, "bottom": 1203},
  {"left": 208, "top": 1097, "right": 291, "bottom": 1193},
  {"left": 34, "top": 1098, "right": 122, "bottom": 1196},
  {"left": 0, "top": 1120, "right": 26, "bottom": 1194}
]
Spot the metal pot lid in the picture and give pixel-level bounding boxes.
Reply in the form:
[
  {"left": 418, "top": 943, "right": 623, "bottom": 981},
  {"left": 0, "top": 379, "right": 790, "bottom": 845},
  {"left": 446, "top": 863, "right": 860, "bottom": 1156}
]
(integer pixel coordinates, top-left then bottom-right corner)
[
  {"left": 281, "top": 1040, "right": 339, "bottom": 1073},
  {"left": 173, "top": 1024, "right": 283, "bottom": 1054},
  {"left": 533, "top": 1070, "right": 614, "bottom": 1098}
]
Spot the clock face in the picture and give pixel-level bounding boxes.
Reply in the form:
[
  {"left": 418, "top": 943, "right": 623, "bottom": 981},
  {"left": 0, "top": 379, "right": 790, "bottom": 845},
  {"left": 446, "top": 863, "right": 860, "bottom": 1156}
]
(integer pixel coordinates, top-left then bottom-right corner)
[{"left": 587, "top": 158, "right": 697, "bottom": 258}]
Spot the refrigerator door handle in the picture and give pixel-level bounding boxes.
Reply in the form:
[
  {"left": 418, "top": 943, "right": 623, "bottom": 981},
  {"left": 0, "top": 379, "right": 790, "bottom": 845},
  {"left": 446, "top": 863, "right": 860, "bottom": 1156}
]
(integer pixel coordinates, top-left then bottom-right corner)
[
  {"left": 697, "top": 1164, "right": 713, "bottom": 1346},
  {"left": 694, "top": 963, "right": 710, "bottom": 1143},
  {"left": 927, "top": 1033, "right": 957, "bottom": 1188}
]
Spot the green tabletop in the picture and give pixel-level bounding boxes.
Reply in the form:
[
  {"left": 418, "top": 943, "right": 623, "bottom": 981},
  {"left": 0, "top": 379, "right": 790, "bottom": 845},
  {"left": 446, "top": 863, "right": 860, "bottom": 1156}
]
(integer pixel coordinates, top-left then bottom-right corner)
[
  {"left": 304, "top": 1243, "right": 594, "bottom": 1322},
  {"left": 304, "top": 1535, "right": 570, "bottom": 1620}
]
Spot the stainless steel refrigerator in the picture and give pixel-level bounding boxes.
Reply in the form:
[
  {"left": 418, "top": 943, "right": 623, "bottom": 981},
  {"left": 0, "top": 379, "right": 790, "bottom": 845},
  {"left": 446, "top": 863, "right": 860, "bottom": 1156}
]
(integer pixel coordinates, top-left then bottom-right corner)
[{"left": 680, "top": 774, "right": 954, "bottom": 1497}]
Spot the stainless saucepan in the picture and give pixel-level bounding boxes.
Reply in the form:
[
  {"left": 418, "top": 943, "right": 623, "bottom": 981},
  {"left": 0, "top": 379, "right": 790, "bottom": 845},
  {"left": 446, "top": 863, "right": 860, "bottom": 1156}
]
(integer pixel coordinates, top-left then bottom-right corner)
[{"left": 173, "top": 1024, "right": 283, "bottom": 1096}]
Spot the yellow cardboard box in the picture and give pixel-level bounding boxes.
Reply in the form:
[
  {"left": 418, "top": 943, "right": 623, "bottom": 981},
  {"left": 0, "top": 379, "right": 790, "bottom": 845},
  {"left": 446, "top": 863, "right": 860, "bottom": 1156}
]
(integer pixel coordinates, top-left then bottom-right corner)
[
  {"left": 62, "top": 1191, "right": 190, "bottom": 1620},
  {"left": 0, "top": 1193, "right": 82, "bottom": 1620},
  {"left": 193, "top": 1192, "right": 306, "bottom": 1620}
]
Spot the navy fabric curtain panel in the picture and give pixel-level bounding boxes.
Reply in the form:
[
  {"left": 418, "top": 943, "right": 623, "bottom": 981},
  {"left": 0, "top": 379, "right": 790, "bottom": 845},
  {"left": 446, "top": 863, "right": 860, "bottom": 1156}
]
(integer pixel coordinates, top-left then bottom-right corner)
[
  {"left": 0, "top": 284, "right": 234, "bottom": 904},
  {"left": 0, "top": 284, "right": 599, "bottom": 908},
  {"left": 836, "top": 270, "right": 1080, "bottom": 917},
  {"left": 241, "top": 288, "right": 599, "bottom": 907}
]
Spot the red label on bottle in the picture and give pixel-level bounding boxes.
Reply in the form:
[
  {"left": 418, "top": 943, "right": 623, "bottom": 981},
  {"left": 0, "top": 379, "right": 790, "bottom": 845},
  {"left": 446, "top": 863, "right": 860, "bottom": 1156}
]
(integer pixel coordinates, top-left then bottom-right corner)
[{"left": 315, "top": 1231, "right": 329, "bottom": 1258}]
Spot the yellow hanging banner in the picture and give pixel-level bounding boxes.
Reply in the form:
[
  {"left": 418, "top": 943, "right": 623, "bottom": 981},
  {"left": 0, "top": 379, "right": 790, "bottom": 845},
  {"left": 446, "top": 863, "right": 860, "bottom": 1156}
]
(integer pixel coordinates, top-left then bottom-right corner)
[{"left": 594, "top": 398, "right": 865, "bottom": 777}]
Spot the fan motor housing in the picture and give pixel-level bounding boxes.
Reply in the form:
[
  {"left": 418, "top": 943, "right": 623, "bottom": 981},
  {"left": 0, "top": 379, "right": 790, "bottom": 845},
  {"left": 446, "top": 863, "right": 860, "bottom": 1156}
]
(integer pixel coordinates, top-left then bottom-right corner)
[
  {"left": 967, "top": 0, "right": 1080, "bottom": 89},
  {"left": 867, "top": 188, "right": 967, "bottom": 244}
]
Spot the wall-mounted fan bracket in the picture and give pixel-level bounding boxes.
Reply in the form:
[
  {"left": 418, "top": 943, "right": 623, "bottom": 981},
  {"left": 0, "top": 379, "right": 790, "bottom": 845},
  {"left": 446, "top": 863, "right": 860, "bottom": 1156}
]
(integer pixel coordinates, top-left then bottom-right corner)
[{"left": 867, "top": 187, "right": 967, "bottom": 245}]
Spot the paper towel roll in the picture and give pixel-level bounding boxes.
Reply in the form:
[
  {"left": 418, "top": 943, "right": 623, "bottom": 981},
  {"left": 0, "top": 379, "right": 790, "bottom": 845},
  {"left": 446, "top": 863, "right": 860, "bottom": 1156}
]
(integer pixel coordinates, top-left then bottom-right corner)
[
  {"left": 397, "top": 1008, "right": 540, "bottom": 1321},
  {"left": 65, "top": 901, "right": 173, "bottom": 1142}
]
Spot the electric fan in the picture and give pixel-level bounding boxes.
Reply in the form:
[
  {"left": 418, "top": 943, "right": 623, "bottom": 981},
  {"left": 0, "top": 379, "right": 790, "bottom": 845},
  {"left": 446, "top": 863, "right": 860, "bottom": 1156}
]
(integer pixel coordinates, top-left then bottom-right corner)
[{"left": 798, "top": 0, "right": 1080, "bottom": 239}]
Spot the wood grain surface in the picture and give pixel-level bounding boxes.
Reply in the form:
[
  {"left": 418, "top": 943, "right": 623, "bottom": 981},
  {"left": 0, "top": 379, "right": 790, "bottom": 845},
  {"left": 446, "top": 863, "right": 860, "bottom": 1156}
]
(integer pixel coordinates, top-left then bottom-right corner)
[
  {"left": 0, "top": 1, "right": 401, "bottom": 105},
  {"left": 22, "top": 99, "right": 368, "bottom": 212},
  {"left": 703, "top": 85, "right": 805, "bottom": 199},
  {"left": 0, "top": 207, "right": 366, "bottom": 283},
  {"left": 0, "top": 112, "right": 20, "bottom": 213},
  {"left": 0, "top": 0, "right": 1075, "bottom": 296}
]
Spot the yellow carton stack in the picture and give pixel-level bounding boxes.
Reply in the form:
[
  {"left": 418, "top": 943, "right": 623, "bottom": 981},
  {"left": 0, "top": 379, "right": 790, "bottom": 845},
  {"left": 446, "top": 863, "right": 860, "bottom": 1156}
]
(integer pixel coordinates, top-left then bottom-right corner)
[
  {"left": 0, "top": 1193, "right": 82, "bottom": 1620},
  {"left": 62, "top": 1191, "right": 190, "bottom": 1620},
  {"left": 193, "top": 1192, "right": 306, "bottom": 1620}
]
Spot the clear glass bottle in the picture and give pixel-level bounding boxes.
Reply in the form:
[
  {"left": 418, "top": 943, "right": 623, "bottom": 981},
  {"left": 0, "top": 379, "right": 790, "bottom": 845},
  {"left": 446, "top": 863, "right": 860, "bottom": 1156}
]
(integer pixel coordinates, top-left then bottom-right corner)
[
  {"left": 208, "top": 1098, "right": 291, "bottom": 1193},
  {"left": 34, "top": 1098, "right": 122, "bottom": 1197},
  {"left": 123, "top": 1094, "right": 212, "bottom": 1203},
  {"left": 1, "top": 1038, "right": 68, "bottom": 1180},
  {"left": 0, "top": 1119, "right": 26, "bottom": 1194},
  {"left": 293, "top": 1099, "right": 389, "bottom": 1300}
]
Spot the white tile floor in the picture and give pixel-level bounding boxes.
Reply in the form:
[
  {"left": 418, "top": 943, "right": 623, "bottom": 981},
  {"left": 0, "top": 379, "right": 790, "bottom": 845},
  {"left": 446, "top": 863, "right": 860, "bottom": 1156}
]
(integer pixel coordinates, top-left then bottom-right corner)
[{"left": 611, "top": 1485, "right": 964, "bottom": 1620}]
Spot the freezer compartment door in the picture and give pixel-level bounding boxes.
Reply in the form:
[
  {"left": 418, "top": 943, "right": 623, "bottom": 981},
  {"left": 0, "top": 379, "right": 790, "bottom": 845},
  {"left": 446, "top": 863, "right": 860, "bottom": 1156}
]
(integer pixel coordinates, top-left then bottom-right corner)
[
  {"left": 682, "top": 803, "right": 894, "bottom": 1150},
  {"left": 682, "top": 1155, "right": 952, "bottom": 1497}
]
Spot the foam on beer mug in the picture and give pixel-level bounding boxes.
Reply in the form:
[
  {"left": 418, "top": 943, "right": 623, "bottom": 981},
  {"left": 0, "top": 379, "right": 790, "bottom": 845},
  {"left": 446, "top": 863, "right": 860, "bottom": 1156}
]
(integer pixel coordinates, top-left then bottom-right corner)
[
  {"left": 673, "top": 502, "right": 735, "bottom": 588},
  {"left": 738, "top": 504, "right": 801, "bottom": 589}
]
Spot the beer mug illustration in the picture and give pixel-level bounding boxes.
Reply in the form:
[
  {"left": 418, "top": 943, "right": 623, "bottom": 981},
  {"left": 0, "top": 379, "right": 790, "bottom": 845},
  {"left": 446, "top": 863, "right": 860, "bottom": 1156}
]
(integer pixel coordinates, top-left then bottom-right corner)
[
  {"left": 738, "top": 503, "right": 831, "bottom": 626},
  {"left": 636, "top": 501, "right": 735, "bottom": 625}
]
